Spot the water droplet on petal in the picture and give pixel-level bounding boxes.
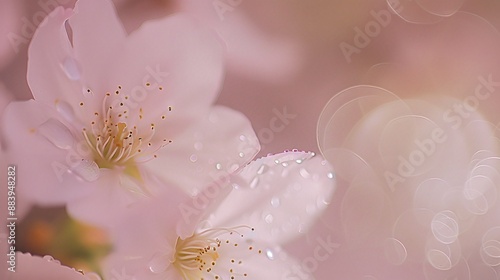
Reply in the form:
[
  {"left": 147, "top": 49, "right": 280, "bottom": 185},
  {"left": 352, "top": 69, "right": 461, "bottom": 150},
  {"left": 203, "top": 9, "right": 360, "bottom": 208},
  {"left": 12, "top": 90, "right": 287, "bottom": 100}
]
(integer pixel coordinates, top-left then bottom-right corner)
[
  {"left": 55, "top": 100, "right": 76, "bottom": 123},
  {"left": 239, "top": 135, "right": 247, "bottom": 141},
  {"left": 61, "top": 57, "right": 81, "bottom": 80},
  {"left": 270, "top": 197, "right": 280, "bottom": 208},
  {"left": 257, "top": 164, "right": 269, "bottom": 175},
  {"left": 38, "top": 118, "right": 74, "bottom": 149},
  {"left": 250, "top": 176, "right": 259, "bottom": 189},
  {"left": 327, "top": 172, "right": 335, "bottom": 179},
  {"left": 238, "top": 152, "right": 244, "bottom": 158},
  {"left": 189, "top": 154, "right": 198, "bottom": 163},
  {"left": 264, "top": 214, "right": 274, "bottom": 224},
  {"left": 299, "top": 168, "right": 310, "bottom": 178},
  {"left": 148, "top": 253, "right": 169, "bottom": 274},
  {"left": 265, "top": 248, "right": 275, "bottom": 260},
  {"left": 42, "top": 255, "right": 55, "bottom": 261},
  {"left": 71, "top": 160, "right": 99, "bottom": 182},
  {"left": 215, "top": 163, "right": 222, "bottom": 170}
]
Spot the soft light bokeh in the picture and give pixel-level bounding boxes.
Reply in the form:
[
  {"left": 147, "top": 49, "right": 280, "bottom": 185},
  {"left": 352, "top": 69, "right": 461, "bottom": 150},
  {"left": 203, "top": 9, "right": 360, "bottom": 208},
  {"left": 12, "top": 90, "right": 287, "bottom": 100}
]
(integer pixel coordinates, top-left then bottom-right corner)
[{"left": 2, "top": 0, "right": 500, "bottom": 279}]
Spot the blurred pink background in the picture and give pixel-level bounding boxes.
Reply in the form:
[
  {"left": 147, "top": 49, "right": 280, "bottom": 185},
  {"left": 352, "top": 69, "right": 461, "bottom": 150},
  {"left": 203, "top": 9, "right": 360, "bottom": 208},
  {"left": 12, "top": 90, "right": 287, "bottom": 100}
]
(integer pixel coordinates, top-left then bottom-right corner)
[{"left": 2, "top": 0, "right": 500, "bottom": 279}]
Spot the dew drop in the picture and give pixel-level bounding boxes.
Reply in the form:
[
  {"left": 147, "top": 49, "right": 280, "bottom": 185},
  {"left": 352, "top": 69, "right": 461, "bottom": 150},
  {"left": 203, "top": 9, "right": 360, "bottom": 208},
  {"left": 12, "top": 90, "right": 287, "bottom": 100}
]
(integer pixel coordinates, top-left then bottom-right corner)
[
  {"left": 239, "top": 152, "right": 245, "bottom": 158},
  {"left": 299, "top": 168, "right": 310, "bottom": 178},
  {"left": 257, "top": 164, "right": 269, "bottom": 175},
  {"left": 250, "top": 177, "right": 259, "bottom": 189},
  {"left": 265, "top": 249, "right": 275, "bottom": 260},
  {"left": 239, "top": 135, "right": 247, "bottom": 141},
  {"left": 281, "top": 162, "right": 289, "bottom": 167},
  {"left": 148, "top": 253, "right": 168, "bottom": 274},
  {"left": 55, "top": 100, "right": 76, "bottom": 123},
  {"left": 38, "top": 118, "right": 74, "bottom": 149},
  {"left": 71, "top": 160, "right": 99, "bottom": 182},
  {"left": 215, "top": 163, "right": 222, "bottom": 170},
  {"left": 42, "top": 255, "right": 55, "bottom": 262},
  {"left": 61, "top": 57, "right": 81, "bottom": 80},
  {"left": 264, "top": 214, "right": 274, "bottom": 224},
  {"left": 271, "top": 197, "right": 280, "bottom": 208},
  {"left": 327, "top": 172, "right": 335, "bottom": 179},
  {"left": 189, "top": 154, "right": 198, "bottom": 163}
]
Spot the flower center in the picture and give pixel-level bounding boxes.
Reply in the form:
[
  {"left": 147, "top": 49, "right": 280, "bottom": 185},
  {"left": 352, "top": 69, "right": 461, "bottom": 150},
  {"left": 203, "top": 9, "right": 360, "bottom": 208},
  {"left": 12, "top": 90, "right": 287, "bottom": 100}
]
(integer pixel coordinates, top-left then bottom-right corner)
[
  {"left": 172, "top": 227, "right": 260, "bottom": 280},
  {"left": 80, "top": 86, "right": 171, "bottom": 171}
]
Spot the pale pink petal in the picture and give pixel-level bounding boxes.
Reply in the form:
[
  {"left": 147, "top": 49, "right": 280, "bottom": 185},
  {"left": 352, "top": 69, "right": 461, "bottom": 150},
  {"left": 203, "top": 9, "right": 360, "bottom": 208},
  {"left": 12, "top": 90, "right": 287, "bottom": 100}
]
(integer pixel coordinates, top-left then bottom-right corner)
[
  {"left": 27, "top": 7, "right": 85, "bottom": 110},
  {"left": 65, "top": 169, "right": 141, "bottom": 227},
  {"left": 3, "top": 100, "right": 94, "bottom": 204},
  {"left": 104, "top": 192, "right": 190, "bottom": 279},
  {"left": 146, "top": 106, "right": 260, "bottom": 195},
  {"left": 105, "top": 190, "right": 309, "bottom": 280},
  {"left": 206, "top": 151, "right": 336, "bottom": 244},
  {"left": 7, "top": 253, "right": 100, "bottom": 280},
  {"left": 104, "top": 14, "right": 224, "bottom": 136},
  {"left": 69, "top": 0, "right": 127, "bottom": 87}
]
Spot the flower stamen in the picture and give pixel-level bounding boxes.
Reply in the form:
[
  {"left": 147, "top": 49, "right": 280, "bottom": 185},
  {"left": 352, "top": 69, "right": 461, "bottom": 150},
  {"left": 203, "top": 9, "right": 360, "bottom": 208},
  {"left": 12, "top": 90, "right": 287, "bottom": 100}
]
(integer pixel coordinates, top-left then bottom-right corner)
[{"left": 172, "top": 226, "right": 259, "bottom": 279}]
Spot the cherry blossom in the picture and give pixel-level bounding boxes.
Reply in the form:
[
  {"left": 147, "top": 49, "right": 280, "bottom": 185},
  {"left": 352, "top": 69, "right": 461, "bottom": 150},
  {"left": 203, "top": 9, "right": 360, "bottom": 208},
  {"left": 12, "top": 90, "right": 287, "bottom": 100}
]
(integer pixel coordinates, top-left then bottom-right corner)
[
  {"left": 2, "top": 0, "right": 259, "bottom": 226},
  {"left": 103, "top": 151, "right": 336, "bottom": 279}
]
